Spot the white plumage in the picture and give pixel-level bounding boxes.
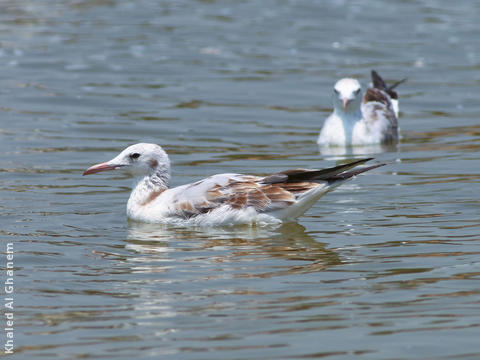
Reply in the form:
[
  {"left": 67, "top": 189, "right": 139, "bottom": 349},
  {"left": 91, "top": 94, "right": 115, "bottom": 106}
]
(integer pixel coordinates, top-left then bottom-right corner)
[
  {"left": 83, "top": 143, "right": 384, "bottom": 226},
  {"left": 318, "top": 70, "right": 405, "bottom": 147}
]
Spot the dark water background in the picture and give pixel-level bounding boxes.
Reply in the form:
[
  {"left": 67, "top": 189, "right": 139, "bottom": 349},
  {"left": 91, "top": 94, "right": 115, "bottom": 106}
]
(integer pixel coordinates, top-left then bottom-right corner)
[{"left": 1, "top": 0, "right": 480, "bottom": 359}]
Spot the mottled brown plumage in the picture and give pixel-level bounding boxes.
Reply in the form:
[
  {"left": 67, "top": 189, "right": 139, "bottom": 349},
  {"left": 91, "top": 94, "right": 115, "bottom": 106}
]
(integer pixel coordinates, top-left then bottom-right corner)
[
  {"left": 371, "top": 70, "right": 406, "bottom": 100},
  {"left": 167, "top": 159, "right": 382, "bottom": 219},
  {"left": 318, "top": 70, "right": 405, "bottom": 146},
  {"left": 140, "top": 189, "right": 165, "bottom": 206},
  {"left": 363, "top": 88, "right": 391, "bottom": 107},
  {"left": 84, "top": 143, "right": 385, "bottom": 224}
]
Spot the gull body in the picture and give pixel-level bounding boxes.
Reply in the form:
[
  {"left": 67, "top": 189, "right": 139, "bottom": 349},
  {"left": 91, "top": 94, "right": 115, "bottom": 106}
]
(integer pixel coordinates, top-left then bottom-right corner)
[
  {"left": 318, "top": 70, "right": 405, "bottom": 147},
  {"left": 83, "top": 143, "right": 384, "bottom": 226}
]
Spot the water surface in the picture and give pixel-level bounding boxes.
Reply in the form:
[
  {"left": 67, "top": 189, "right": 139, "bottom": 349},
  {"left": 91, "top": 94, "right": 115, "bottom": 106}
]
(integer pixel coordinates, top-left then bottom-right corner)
[{"left": 1, "top": 0, "right": 480, "bottom": 359}]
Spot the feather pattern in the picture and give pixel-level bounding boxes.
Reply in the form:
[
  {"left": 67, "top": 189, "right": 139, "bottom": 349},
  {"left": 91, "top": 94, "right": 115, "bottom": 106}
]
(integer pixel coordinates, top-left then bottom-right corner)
[
  {"left": 318, "top": 70, "right": 405, "bottom": 146},
  {"left": 83, "top": 143, "right": 384, "bottom": 226},
  {"left": 130, "top": 160, "right": 384, "bottom": 224}
]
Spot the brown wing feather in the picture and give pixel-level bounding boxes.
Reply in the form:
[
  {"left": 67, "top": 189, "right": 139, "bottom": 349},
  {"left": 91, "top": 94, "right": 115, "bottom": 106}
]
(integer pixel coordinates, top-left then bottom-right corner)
[
  {"left": 169, "top": 159, "right": 382, "bottom": 218},
  {"left": 371, "top": 70, "right": 406, "bottom": 100},
  {"left": 362, "top": 87, "right": 398, "bottom": 141},
  {"left": 140, "top": 190, "right": 165, "bottom": 206},
  {"left": 172, "top": 199, "right": 216, "bottom": 218},
  {"left": 363, "top": 88, "right": 391, "bottom": 107},
  {"left": 371, "top": 70, "right": 388, "bottom": 92},
  {"left": 224, "top": 181, "right": 297, "bottom": 211},
  {"left": 263, "top": 158, "right": 373, "bottom": 184}
]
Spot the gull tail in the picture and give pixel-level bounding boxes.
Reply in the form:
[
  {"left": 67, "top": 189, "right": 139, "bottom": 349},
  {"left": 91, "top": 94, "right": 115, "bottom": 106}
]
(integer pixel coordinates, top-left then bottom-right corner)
[
  {"left": 268, "top": 159, "right": 385, "bottom": 221},
  {"left": 263, "top": 158, "right": 378, "bottom": 185},
  {"left": 326, "top": 162, "right": 386, "bottom": 185},
  {"left": 371, "top": 70, "right": 406, "bottom": 100}
]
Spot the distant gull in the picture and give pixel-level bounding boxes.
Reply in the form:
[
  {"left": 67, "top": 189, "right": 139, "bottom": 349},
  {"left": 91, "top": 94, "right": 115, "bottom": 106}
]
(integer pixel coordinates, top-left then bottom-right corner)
[
  {"left": 317, "top": 70, "right": 406, "bottom": 147},
  {"left": 83, "top": 143, "right": 384, "bottom": 226}
]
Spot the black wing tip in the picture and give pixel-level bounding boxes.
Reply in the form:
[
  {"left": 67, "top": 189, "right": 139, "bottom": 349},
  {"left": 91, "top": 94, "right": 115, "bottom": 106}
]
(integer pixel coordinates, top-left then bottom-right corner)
[
  {"left": 345, "top": 157, "right": 374, "bottom": 166},
  {"left": 261, "top": 158, "right": 380, "bottom": 185},
  {"left": 371, "top": 69, "right": 406, "bottom": 98},
  {"left": 328, "top": 162, "right": 386, "bottom": 183},
  {"left": 360, "top": 162, "right": 386, "bottom": 172},
  {"left": 371, "top": 70, "right": 386, "bottom": 89},
  {"left": 388, "top": 77, "right": 407, "bottom": 92},
  {"left": 355, "top": 162, "right": 387, "bottom": 175},
  {"left": 357, "top": 157, "right": 374, "bottom": 162},
  {"left": 341, "top": 159, "right": 385, "bottom": 174}
]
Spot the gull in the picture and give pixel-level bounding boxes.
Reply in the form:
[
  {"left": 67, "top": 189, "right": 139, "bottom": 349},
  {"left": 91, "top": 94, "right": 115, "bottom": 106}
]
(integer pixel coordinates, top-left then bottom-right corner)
[
  {"left": 83, "top": 143, "right": 384, "bottom": 226},
  {"left": 317, "top": 70, "right": 406, "bottom": 147}
]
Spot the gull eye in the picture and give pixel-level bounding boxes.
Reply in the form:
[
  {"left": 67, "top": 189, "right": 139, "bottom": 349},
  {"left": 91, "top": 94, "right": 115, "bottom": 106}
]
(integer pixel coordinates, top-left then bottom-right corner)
[
  {"left": 129, "top": 153, "right": 141, "bottom": 160},
  {"left": 354, "top": 88, "right": 361, "bottom": 95},
  {"left": 333, "top": 89, "right": 340, "bottom": 95}
]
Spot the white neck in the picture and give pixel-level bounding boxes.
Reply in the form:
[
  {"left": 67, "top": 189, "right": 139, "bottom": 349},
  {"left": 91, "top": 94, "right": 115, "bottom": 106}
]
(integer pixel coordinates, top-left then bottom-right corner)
[
  {"left": 335, "top": 106, "right": 362, "bottom": 120},
  {"left": 334, "top": 106, "right": 362, "bottom": 146},
  {"left": 127, "top": 169, "right": 170, "bottom": 209}
]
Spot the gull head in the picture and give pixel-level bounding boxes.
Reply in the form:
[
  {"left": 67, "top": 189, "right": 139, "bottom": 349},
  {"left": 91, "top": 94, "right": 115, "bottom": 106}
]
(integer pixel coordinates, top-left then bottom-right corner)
[
  {"left": 332, "top": 78, "right": 362, "bottom": 113},
  {"left": 83, "top": 143, "right": 170, "bottom": 178}
]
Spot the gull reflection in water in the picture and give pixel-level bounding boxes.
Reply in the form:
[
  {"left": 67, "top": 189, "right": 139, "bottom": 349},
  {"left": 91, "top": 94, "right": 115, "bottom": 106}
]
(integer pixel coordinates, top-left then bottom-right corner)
[
  {"left": 116, "top": 222, "right": 342, "bottom": 341},
  {"left": 125, "top": 221, "right": 342, "bottom": 276},
  {"left": 318, "top": 142, "right": 398, "bottom": 160}
]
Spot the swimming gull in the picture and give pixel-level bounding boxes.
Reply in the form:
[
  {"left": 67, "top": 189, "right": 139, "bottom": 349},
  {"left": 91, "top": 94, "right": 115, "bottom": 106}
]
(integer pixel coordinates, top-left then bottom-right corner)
[
  {"left": 83, "top": 143, "right": 384, "bottom": 226},
  {"left": 317, "top": 70, "right": 406, "bottom": 147}
]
